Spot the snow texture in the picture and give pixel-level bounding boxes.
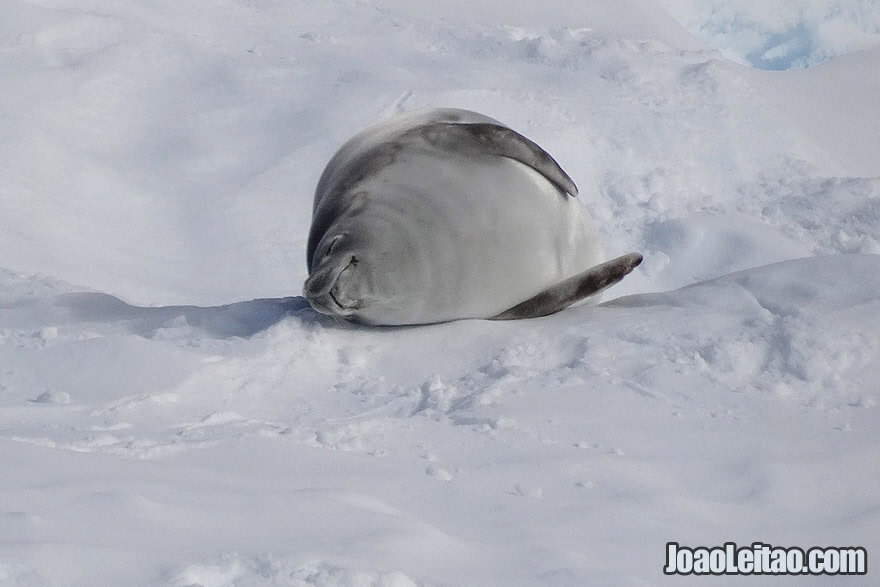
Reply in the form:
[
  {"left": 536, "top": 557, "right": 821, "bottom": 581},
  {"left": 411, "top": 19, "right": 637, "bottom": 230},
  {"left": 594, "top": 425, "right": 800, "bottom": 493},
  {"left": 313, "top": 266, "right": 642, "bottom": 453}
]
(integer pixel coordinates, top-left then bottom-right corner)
[
  {"left": 656, "top": 0, "right": 880, "bottom": 69},
  {"left": 1, "top": 0, "right": 878, "bottom": 585}
]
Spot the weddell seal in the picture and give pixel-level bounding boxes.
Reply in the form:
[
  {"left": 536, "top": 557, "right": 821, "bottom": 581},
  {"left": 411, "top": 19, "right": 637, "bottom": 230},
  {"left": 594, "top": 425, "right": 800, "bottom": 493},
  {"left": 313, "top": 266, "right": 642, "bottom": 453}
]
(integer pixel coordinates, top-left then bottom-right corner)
[{"left": 303, "top": 107, "right": 642, "bottom": 325}]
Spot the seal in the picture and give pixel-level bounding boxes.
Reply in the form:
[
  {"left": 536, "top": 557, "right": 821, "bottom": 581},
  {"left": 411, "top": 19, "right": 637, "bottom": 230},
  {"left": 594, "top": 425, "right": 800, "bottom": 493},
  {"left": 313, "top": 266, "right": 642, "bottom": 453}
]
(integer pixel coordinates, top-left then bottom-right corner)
[{"left": 304, "top": 107, "right": 642, "bottom": 325}]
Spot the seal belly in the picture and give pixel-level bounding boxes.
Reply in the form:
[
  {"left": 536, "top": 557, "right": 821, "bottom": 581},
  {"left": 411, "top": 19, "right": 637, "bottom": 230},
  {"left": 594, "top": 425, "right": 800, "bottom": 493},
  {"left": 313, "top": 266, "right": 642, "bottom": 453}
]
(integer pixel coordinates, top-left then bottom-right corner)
[{"left": 362, "top": 152, "right": 602, "bottom": 323}]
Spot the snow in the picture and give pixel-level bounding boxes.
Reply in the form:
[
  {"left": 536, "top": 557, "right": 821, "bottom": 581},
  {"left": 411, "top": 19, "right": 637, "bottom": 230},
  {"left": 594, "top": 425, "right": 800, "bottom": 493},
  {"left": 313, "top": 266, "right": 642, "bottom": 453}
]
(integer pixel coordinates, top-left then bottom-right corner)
[
  {"left": 655, "top": 0, "right": 880, "bottom": 69},
  {"left": 1, "top": 0, "right": 879, "bottom": 585}
]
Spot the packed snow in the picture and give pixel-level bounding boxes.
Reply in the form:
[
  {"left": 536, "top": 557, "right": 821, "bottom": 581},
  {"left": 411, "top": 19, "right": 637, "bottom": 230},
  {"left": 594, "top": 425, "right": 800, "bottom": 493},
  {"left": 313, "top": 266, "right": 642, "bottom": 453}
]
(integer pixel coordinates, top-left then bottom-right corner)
[
  {"left": 1, "top": 0, "right": 878, "bottom": 585},
  {"left": 655, "top": 0, "right": 880, "bottom": 70}
]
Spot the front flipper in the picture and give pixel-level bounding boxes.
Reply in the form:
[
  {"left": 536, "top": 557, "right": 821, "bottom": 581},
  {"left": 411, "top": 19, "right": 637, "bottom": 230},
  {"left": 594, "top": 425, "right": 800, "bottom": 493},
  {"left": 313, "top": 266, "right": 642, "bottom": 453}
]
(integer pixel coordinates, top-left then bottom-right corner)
[
  {"left": 491, "top": 252, "right": 643, "bottom": 320},
  {"left": 417, "top": 122, "right": 579, "bottom": 197}
]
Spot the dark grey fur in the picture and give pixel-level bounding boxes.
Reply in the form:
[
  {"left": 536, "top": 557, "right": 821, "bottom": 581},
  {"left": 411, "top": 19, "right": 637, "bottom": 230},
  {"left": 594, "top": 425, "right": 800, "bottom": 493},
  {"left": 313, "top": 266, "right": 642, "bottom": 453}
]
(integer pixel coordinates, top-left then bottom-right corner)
[
  {"left": 418, "top": 123, "right": 578, "bottom": 197},
  {"left": 490, "top": 252, "right": 644, "bottom": 320},
  {"left": 307, "top": 119, "right": 578, "bottom": 268}
]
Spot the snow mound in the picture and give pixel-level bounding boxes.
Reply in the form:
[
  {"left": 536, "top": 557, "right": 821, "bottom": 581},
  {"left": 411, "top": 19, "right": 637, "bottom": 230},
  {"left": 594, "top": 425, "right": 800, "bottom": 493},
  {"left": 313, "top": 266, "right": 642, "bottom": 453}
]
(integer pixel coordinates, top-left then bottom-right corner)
[
  {"left": 171, "top": 554, "right": 418, "bottom": 587},
  {"left": 2, "top": 254, "right": 878, "bottom": 583},
  {"left": 657, "top": 0, "right": 880, "bottom": 69}
]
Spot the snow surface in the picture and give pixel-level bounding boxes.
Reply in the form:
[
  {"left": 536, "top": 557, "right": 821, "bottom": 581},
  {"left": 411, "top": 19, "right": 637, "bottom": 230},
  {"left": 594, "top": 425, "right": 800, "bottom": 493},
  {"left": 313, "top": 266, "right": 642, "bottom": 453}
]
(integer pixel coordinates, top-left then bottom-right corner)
[
  {"left": 1, "top": 0, "right": 879, "bottom": 585},
  {"left": 655, "top": 0, "right": 880, "bottom": 69}
]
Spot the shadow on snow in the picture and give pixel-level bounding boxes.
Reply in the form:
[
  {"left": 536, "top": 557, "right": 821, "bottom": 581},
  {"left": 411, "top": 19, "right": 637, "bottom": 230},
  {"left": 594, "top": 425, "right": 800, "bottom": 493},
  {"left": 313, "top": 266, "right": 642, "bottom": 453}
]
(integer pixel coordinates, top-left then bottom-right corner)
[{"left": 54, "top": 292, "right": 313, "bottom": 339}]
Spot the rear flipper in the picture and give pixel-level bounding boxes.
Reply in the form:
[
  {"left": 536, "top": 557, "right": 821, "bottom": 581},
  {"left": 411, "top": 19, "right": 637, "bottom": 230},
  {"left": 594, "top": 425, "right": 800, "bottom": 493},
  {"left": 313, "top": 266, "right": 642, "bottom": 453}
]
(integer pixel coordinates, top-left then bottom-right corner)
[{"left": 490, "top": 252, "right": 643, "bottom": 320}]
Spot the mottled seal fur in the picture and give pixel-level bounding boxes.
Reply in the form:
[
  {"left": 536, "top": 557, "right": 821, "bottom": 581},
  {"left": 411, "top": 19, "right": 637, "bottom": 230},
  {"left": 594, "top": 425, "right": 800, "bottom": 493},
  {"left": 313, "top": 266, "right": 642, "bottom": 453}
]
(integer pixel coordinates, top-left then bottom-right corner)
[{"left": 304, "top": 107, "right": 641, "bottom": 325}]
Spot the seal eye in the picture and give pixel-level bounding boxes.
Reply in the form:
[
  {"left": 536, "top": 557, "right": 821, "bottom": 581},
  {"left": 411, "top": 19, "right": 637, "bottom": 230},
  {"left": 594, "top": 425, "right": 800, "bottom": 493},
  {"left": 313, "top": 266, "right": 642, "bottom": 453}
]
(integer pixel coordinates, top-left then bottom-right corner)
[{"left": 327, "top": 234, "right": 343, "bottom": 255}]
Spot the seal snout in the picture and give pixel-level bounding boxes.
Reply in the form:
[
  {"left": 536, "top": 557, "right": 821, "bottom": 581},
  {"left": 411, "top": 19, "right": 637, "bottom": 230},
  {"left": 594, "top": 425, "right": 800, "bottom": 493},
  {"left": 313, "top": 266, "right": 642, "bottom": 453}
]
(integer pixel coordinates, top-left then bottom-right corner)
[{"left": 304, "top": 254, "right": 361, "bottom": 317}]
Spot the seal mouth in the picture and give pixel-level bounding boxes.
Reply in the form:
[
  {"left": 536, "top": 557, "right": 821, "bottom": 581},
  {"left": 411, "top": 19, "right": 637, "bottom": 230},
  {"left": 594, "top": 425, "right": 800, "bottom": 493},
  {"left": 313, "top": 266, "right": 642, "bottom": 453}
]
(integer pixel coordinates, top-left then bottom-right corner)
[
  {"left": 328, "top": 286, "right": 349, "bottom": 311},
  {"left": 328, "top": 257, "right": 361, "bottom": 312}
]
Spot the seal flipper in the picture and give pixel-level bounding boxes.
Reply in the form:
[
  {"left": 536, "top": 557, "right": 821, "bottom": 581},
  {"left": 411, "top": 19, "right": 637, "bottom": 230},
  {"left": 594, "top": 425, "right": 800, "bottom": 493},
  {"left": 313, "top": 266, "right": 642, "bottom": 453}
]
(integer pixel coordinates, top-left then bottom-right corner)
[
  {"left": 490, "top": 252, "right": 643, "bottom": 320},
  {"left": 417, "top": 122, "right": 579, "bottom": 197}
]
